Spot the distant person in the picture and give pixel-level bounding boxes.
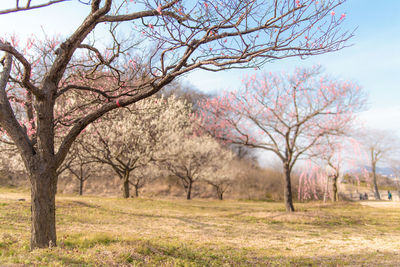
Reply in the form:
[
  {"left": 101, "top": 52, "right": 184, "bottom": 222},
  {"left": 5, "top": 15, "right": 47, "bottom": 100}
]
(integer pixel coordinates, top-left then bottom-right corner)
[
  {"left": 388, "top": 191, "right": 392, "bottom": 201},
  {"left": 364, "top": 192, "right": 368, "bottom": 200},
  {"left": 359, "top": 193, "right": 363, "bottom": 200}
]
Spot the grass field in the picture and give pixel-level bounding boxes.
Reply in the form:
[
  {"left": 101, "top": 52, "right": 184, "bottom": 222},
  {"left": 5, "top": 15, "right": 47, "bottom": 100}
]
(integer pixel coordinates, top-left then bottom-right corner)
[{"left": 1, "top": 187, "right": 400, "bottom": 266}]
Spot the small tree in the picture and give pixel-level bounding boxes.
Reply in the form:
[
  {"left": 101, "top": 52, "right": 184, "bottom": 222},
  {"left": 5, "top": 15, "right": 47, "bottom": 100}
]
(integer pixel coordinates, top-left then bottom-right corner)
[
  {"left": 309, "top": 136, "right": 345, "bottom": 202},
  {"left": 60, "top": 142, "right": 98, "bottom": 196},
  {"left": 205, "top": 160, "right": 238, "bottom": 200},
  {"left": 161, "top": 134, "right": 234, "bottom": 200},
  {"left": 359, "top": 129, "right": 399, "bottom": 200},
  {"left": 129, "top": 164, "right": 159, "bottom": 197},
  {"left": 200, "top": 67, "right": 365, "bottom": 211}
]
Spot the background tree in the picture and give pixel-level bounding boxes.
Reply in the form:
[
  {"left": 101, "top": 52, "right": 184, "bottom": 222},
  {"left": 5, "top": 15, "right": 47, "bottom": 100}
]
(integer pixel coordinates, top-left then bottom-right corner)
[
  {"left": 204, "top": 159, "right": 238, "bottom": 200},
  {"left": 311, "top": 136, "right": 346, "bottom": 202},
  {"left": 128, "top": 164, "right": 160, "bottom": 197},
  {"left": 0, "top": 140, "right": 26, "bottom": 185},
  {"left": 161, "top": 134, "right": 234, "bottom": 200},
  {"left": 160, "top": 81, "right": 209, "bottom": 112},
  {"left": 359, "top": 129, "right": 399, "bottom": 200},
  {"left": 0, "top": 0, "right": 352, "bottom": 248},
  {"left": 81, "top": 96, "right": 191, "bottom": 198},
  {"left": 60, "top": 141, "right": 98, "bottom": 196},
  {"left": 200, "top": 67, "right": 365, "bottom": 211}
]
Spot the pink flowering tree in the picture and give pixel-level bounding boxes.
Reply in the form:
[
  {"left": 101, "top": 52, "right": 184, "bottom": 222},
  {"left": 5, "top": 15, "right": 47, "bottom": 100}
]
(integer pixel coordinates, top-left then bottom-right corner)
[
  {"left": 199, "top": 67, "right": 365, "bottom": 211},
  {"left": 0, "top": 0, "right": 352, "bottom": 248},
  {"left": 300, "top": 136, "right": 345, "bottom": 202}
]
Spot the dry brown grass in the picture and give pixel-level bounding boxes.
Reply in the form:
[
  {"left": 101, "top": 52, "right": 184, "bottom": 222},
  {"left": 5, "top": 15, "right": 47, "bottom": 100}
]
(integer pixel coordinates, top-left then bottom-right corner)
[{"left": 1, "top": 187, "right": 400, "bottom": 266}]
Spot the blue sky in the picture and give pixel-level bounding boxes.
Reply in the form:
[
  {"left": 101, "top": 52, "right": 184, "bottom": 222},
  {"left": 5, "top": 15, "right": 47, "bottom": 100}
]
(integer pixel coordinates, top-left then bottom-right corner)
[
  {"left": 0, "top": 0, "right": 399, "bottom": 137},
  {"left": 188, "top": 0, "right": 400, "bottom": 136}
]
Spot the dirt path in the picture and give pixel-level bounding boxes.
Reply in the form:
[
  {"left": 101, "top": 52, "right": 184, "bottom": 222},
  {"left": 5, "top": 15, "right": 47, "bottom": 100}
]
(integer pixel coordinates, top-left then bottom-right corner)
[
  {"left": 0, "top": 191, "right": 29, "bottom": 201},
  {"left": 360, "top": 201, "right": 400, "bottom": 208}
]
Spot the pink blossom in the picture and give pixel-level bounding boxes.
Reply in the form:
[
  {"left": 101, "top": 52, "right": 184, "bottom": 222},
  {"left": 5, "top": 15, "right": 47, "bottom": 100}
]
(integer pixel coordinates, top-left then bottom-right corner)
[
  {"left": 157, "top": 4, "right": 162, "bottom": 14},
  {"left": 331, "top": 11, "right": 335, "bottom": 16},
  {"left": 148, "top": 23, "right": 154, "bottom": 29},
  {"left": 340, "top": 13, "right": 346, "bottom": 20}
]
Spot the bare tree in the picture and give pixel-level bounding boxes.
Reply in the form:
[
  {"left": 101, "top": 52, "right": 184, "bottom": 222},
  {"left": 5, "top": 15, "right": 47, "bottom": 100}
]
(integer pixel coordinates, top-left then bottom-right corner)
[
  {"left": 200, "top": 67, "right": 365, "bottom": 211},
  {"left": 359, "top": 129, "right": 399, "bottom": 200},
  {"left": 0, "top": 0, "right": 352, "bottom": 248}
]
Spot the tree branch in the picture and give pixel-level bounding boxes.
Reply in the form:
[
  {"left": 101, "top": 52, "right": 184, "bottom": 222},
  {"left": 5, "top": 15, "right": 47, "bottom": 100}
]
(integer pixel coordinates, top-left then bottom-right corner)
[
  {"left": 0, "top": 0, "right": 68, "bottom": 15},
  {"left": 0, "top": 42, "right": 44, "bottom": 98},
  {"left": 0, "top": 53, "right": 35, "bottom": 161}
]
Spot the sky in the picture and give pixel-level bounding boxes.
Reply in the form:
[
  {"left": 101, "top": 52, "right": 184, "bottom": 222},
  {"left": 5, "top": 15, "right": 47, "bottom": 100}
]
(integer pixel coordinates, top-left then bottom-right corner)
[
  {"left": 0, "top": 0, "right": 399, "bottom": 167},
  {"left": 187, "top": 0, "right": 400, "bottom": 136}
]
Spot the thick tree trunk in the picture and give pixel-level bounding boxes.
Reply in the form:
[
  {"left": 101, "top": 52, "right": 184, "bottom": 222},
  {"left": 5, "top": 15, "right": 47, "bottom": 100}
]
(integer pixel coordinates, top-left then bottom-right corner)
[
  {"left": 283, "top": 163, "right": 295, "bottom": 212},
  {"left": 30, "top": 170, "right": 58, "bottom": 249},
  {"left": 120, "top": 170, "right": 131, "bottom": 198},
  {"left": 123, "top": 179, "right": 130, "bottom": 198},
  {"left": 371, "top": 162, "right": 380, "bottom": 200},
  {"left": 186, "top": 180, "right": 192, "bottom": 200},
  {"left": 332, "top": 175, "right": 338, "bottom": 202}
]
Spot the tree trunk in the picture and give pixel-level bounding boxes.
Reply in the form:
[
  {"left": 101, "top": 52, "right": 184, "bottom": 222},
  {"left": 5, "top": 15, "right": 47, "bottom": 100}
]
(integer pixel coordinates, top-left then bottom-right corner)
[
  {"left": 30, "top": 170, "right": 58, "bottom": 249},
  {"left": 372, "top": 162, "right": 381, "bottom": 200},
  {"left": 135, "top": 185, "right": 139, "bottom": 197},
  {"left": 323, "top": 176, "right": 330, "bottom": 203},
  {"left": 283, "top": 163, "right": 295, "bottom": 212},
  {"left": 217, "top": 187, "right": 223, "bottom": 200},
  {"left": 332, "top": 175, "right": 338, "bottom": 202},
  {"left": 79, "top": 178, "right": 84, "bottom": 196},
  {"left": 123, "top": 179, "right": 130, "bottom": 198},
  {"left": 186, "top": 180, "right": 192, "bottom": 200},
  {"left": 120, "top": 170, "right": 131, "bottom": 198}
]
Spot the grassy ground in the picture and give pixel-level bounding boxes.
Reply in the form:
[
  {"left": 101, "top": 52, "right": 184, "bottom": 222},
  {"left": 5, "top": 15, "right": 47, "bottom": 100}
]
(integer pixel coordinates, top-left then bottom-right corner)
[{"left": 1, "top": 187, "right": 400, "bottom": 266}]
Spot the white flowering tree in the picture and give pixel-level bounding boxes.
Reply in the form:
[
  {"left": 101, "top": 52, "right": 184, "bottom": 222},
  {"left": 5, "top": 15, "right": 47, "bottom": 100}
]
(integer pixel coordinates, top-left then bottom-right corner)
[
  {"left": 204, "top": 159, "right": 239, "bottom": 200},
  {"left": 59, "top": 140, "right": 100, "bottom": 196},
  {"left": 160, "top": 133, "right": 235, "bottom": 200},
  {"left": 81, "top": 96, "right": 192, "bottom": 198}
]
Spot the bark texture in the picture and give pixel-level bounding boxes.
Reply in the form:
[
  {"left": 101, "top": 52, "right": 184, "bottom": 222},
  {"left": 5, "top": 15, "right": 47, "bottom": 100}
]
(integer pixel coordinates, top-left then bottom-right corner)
[
  {"left": 123, "top": 177, "right": 130, "bottom": 198},
  {"left": 30, "top": 169, "right": 58, "bottom": 248},
  {"left": 332, "top": 175, "right": 339, "bottom": 202}
]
